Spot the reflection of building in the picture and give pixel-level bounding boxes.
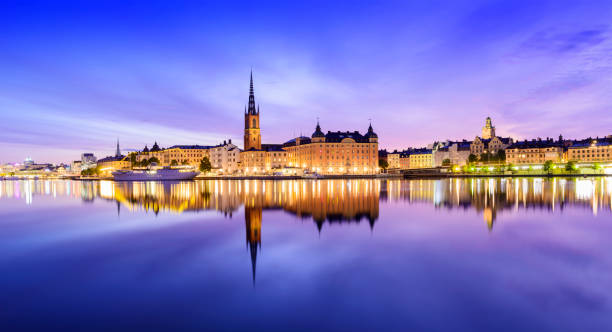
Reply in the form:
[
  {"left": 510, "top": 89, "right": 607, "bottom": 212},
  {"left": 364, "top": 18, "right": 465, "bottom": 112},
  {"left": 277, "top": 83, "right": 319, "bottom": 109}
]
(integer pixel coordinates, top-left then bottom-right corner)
[{"left": 244, "top": 206, "right": 261, "bottom": 283}]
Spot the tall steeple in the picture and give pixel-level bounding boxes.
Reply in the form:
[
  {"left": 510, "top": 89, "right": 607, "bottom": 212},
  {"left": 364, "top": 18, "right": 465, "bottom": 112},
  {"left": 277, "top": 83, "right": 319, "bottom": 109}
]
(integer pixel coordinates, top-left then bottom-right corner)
[
  {"left": 247, "top": 70, "right": 257, "bottom": 115},
  {"left": 115, "top": 139, "right": 121, "bottom": 157},
  {"left": 244, "top": 70, "right": 262, "bottom": 150}
]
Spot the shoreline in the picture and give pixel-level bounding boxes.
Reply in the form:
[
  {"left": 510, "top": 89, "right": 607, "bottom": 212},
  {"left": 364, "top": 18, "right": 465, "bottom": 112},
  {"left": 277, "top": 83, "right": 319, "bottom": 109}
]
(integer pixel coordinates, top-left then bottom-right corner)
[{"left": 2, "top": 173, "right": 610, "bottom": 181}]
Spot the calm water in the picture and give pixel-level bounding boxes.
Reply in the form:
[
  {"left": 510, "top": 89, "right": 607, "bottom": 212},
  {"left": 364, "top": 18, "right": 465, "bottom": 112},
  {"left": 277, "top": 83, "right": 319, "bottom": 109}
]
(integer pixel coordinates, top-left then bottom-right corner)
[{"left": 1, "top": 178, "right": 611, "bottom": 331}]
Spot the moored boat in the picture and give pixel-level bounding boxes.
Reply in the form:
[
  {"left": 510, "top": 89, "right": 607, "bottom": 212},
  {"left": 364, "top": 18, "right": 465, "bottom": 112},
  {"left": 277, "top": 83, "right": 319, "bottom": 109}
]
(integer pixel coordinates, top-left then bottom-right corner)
[{"left": 112, "top": 167, "right": 199, "bottom": 181}]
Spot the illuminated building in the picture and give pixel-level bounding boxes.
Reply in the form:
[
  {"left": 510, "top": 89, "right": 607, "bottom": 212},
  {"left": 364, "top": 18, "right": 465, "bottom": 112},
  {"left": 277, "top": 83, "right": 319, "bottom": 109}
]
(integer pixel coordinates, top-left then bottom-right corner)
[
  {"left": 471, "top": 117, "right": 513, "bottom": 156},
  {"left": 481, "top": 116, "right": 496, "bottom": 139},
  {"left": 209, "top": 140, "right": 241, "bottom": 174},
  {"left": 97, "top": 140, "right": 130, "bottom": 176},
  {"left": 506, "top": 138, "right": 565, "bottom": 164},
  {"left": 239, "top": 72, "right": 290, "bottom": 175},
  {"left": 282, "top": 122, "right": 379, "bottom": 175},
  {"left": 137, "top": 143, "right": 212, "bottom": 167},
  {"left": 387, "top": 151, "right": 400, "bottom": 169},
  {"left": 567, "top": 137, "right": 612, "bottom": 162},
  {"left": 408, "top": 148, "right": 434, "bottom": 168}
]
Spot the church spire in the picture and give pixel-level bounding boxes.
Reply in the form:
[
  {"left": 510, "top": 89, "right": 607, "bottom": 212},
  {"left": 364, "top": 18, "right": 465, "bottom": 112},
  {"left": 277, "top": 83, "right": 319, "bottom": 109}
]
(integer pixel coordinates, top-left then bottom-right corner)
[
  {"left": 247, "top": 70, "right": 257, "bottom": 115},
  {"left": 115, "top": 139, "right": 121, "bottom": 157}
]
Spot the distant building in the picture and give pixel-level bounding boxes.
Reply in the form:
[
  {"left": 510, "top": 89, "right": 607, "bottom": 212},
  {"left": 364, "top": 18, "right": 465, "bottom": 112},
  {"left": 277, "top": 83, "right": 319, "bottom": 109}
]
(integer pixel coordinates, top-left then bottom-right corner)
[
  {"left": 387, "top": 151, "right": 400, "bottom": 169},
  {"left": 481, "top": 116, "right": 496, "bottom": 139},
  {"left": 137, "top": 143, "right": 212, "bottom": 167},
  {"left": 97, "top": 141, "right": 130, "bottom": 176},
  {"left": 567, "top": 137, "right": 612, "bottom": 162},
  {"left": 471, "top": 117, "right": 513, "bottom": 157},
  {"left": 506, "top": 138, "right": 564, "bottom": 164},
  {"left": 408, "top": 148, "right": 434, "bottom": 168},
  {"left": 433, "top": 140, "right": 472, "bottom": 166}
]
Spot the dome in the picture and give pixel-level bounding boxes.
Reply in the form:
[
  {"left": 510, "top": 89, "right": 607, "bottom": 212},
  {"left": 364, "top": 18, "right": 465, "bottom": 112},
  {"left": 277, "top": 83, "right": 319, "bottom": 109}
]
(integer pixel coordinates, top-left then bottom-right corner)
[
  {"left": 365, "top": 124, "right": 378, "bottom": 138},
  {"left": 312, "top": 122, "right": 325, "bottom": 138}
]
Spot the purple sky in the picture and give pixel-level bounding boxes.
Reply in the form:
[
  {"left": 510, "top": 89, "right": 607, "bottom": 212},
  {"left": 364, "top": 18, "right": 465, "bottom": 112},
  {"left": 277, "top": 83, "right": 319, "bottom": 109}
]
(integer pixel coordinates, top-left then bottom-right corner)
[{"left": 1, "top": 1, "right": 612, "bottom": 163}]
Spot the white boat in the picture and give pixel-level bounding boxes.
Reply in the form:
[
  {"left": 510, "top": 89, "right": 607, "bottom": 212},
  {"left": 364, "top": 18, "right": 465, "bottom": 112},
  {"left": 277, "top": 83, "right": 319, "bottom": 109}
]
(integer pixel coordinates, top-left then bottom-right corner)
[{"left": 112, "top": 167, "right": 199, "bottom": 181}]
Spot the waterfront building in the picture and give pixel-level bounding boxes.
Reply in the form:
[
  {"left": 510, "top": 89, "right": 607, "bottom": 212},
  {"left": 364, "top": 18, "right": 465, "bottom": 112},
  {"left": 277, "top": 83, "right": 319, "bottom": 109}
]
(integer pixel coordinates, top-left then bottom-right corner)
[
  {"left": 137, "top": 143, "right": 211, "bottom": 167},
  {"left": 282, "top": 122, "right": 379, "bottom": 175},
  {"left": 239, "top": 72, "right": 290, "bottom": 175},
  {"left": 505, "top": 138, "right": 564, "bottom": 164},
  {"left": 387, "top": 151, "right": 400, "bottom": 169},
  {"left": 81, "top": 153, "right": 97, "bottom": 170},
  {"left": 209, "top": 140, "right": 241, "bottom": 174},
  {"left": 432, "top": 140, "right": 472, "bottom": 166},
  {"left": 408, "top": 148, "right": 434, "bottom": 168},
  {"left": 567, "top": 136, "right": 612, "bottom": 162},
  {"left": 97, "top": 141, "right": 130, "bottom": 176}
]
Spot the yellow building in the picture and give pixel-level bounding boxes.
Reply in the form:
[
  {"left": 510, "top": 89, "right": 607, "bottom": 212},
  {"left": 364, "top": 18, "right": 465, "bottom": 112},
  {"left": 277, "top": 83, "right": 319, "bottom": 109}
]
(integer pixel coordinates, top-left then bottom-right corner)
[
  {"left": 567, "top": 137, "right": 612, "bottom": 162},
  {"left": 387, "top": 152, "right": 400, "bottom": 169},
  {"left": 282, "top": 122, "right": 379, "bottom": 175},
  {"left": 97, "top": 156, "right": 130, "bottom": 176},
  {"left": 137, "top": 142, "right": 211, "bottom": 167},
  {"left": 408, "top": 149, "right": 433, "bottom": 168},
  {"left": 505, "top": 139, "right": 564, "bottom": 164}
]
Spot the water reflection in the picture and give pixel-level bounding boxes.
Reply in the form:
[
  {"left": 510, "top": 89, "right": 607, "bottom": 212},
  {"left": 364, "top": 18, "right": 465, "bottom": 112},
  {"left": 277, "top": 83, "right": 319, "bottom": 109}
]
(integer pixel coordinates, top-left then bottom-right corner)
[{"left": 2, "top": 178, "right": 612, "bottom": 223}]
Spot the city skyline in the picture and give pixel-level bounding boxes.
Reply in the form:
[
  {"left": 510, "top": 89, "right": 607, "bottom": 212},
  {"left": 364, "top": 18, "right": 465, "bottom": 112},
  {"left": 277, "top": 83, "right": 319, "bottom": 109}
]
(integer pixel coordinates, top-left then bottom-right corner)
[{"left": 3, "top": 1, "right": 612, "bottom": 164}]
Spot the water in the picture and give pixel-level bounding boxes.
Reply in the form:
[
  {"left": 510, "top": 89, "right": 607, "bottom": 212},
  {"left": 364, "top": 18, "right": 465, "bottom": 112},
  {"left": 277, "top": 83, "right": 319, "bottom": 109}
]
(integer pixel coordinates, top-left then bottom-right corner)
[{"left": 1, "top": 178, "right": 611, "bottom": 331}]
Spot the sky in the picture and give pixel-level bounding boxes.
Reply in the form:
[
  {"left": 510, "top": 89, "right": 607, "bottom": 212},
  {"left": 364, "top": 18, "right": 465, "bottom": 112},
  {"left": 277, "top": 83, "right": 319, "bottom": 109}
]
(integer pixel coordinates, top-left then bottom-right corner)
[{"left": 1, "top": 0, "right": 612, "bottom": 164}]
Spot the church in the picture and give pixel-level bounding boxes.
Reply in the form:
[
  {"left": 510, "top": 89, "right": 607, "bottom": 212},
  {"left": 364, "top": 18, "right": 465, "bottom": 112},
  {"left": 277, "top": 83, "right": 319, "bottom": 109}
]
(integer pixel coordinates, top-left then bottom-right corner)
[{"left": 239, "top": 72, "right": 379, "bottom": 175}]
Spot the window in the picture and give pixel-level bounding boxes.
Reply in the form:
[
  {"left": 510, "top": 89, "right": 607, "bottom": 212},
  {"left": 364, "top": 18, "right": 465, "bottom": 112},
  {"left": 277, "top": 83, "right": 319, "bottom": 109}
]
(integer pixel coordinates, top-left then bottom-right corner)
[{"left": 252, "top": 118, "right": 256, "bottom": 127}]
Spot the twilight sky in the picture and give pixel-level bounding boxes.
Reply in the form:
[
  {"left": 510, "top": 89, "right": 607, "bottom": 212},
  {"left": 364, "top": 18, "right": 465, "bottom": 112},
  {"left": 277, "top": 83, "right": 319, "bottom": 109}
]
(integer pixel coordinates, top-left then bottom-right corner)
[{"left": 1, "top": 0, "right": 612, "bottom": 163}]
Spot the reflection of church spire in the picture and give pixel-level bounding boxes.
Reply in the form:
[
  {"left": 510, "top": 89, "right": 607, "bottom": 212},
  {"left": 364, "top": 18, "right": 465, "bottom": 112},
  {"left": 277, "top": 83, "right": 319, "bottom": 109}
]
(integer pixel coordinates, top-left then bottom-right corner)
[{"left": 245, "top": 206, "right": 262, "bottom": 285}]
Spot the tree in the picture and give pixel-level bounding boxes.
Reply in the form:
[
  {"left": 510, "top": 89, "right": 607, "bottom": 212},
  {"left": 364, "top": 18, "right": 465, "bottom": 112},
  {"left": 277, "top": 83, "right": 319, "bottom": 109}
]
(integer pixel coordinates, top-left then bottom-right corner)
[
  {"left": 497, "top": 150, "right": 506, "bottom": 162},
  {"left": 468, "top": 154, "right": 478, "bottom": 163},
  {"left": 182, "top": 160, "right": 189, "bottom": 165},
  {"left": 565, "top": 161, "right": 577, "bottom": 172},
  {"left": 442, "top": 159, "right": 451, "bottom": 166},
  {"left": 543, "top": 160, "right": 554, "bottom": 174},
  {"left": 148, "top": 157, "right": 160, "bottom": 165},
  {"left": 199, "top": 157, "right": 212, "bottom": 173},
  {"left": 129, "top": 153, "right": 138, "bottom": 166},
  {"left": 378, "top": 159, "right": 389, "bottom": 171},
  {"left": 593, "top": 162, "right": 602, "bottom": 170},
  {"left": 170, "top": 159, "right": 179, "bottom": 166}
]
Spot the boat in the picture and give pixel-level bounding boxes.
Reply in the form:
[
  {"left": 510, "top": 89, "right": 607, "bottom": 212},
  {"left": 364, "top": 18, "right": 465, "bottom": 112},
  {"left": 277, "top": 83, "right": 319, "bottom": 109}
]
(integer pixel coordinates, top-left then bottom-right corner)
[{"left": 112, "top": 167, "right": 199, "bottom": 181}]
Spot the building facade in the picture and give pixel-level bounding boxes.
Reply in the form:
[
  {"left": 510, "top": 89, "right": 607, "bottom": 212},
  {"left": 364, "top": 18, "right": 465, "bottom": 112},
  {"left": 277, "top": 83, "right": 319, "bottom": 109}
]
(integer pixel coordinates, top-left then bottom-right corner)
[
  {"left": 433, "top": 140, "right": 472, "bottom": 166},
  {"left": 209, "top": 140, "right": 241, "bottom": 174},
  {"left": 567, "top": 137, "right": 612, "bottom": 162},
  {"left": 282, "top": 122, "right": 379, "bottom": 175},
  {"left": 408, "top": 149, "right": 434, "bottom": 168},
  {"left": 481, "top": 116, "right": 496, "bottom": 139},
  {"left": 137, "top": 143, "right": 211, "bottom": 167},
  {"left": 506, "top": 139, "right": 565, "bottom": 164}
]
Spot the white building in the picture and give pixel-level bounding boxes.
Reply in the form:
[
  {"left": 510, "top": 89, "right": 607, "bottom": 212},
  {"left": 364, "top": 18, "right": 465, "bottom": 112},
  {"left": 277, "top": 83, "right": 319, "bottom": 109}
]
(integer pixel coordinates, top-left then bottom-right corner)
[{"left": 209, "top": 140, "right": 241, "bottom": 174}]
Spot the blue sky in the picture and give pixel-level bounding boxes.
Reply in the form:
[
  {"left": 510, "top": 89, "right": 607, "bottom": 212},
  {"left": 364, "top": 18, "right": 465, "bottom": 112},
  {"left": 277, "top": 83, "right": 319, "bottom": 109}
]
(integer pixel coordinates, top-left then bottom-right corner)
[{"left": 1, "top": 0, "right": 612, "bottom": 163}]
